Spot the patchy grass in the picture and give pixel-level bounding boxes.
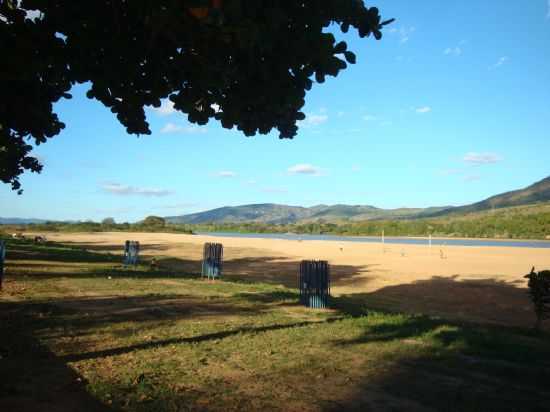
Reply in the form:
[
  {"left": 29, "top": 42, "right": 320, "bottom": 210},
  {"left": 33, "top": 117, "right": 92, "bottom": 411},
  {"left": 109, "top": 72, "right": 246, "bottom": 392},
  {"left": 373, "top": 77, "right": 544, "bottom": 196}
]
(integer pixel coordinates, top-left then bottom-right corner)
[{"left": 1, "top": 238, "right": 549, "bottom": 411}]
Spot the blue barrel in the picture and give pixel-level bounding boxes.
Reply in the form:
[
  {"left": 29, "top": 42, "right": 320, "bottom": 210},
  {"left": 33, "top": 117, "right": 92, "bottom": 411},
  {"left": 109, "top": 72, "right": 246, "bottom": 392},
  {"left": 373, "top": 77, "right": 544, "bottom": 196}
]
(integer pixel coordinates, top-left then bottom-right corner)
[
  {"left": 299, "top": 260, "right": 330, "bottom": 309},
  {"left": 124, "top": 241, "right": 140, "bottom": 265},
  {"left": 202, "top": 243, "right": 223, "bottom": 280}
]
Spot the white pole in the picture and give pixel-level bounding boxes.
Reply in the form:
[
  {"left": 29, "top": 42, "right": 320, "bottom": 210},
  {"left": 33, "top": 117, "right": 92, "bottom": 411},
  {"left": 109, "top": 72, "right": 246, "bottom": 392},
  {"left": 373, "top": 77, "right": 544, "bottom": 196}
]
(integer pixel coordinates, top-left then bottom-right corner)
[{"left": 382, "top": 229, "right": 385, "bottom": 245}]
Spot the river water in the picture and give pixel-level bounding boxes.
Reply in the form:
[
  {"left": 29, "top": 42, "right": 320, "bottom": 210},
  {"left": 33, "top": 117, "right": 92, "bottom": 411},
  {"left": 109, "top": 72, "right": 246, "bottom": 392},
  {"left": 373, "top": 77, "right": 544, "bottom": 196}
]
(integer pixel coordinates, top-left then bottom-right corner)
[{"left": 196, "top": 232, "right": 550, "bottom": 249}]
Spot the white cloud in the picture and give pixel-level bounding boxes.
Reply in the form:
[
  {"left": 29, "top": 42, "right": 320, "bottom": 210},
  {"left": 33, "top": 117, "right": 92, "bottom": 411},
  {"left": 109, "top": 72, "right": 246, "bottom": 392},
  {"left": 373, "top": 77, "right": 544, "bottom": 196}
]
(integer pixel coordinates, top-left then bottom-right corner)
[
  {"left": 101, "top": 183, "right": 173, "bottom": 197},
  {"left": 444, "top": 47, "right": 462, "bottom": 56},
  {"left": 160, "top": 123, "right": 183, "bottom": 133},
  {"left": 389, "top": 26, "right": 416, "bottom": 44},
  {"left": 351, "top": 165, "right": 361, "bottom": 172},
  {"left": 337, "top": 111, "right": 345, "bottom": 117},
  {"left": 298, "top": 113, "right": 328, "bottom": 128},
  {"left": 463, "top": 152, "right": 503, "bottom": 165},
  {"left": 489, "top": 56, "right": 509, "bottom": 70},
  {"left": 94, "top": 207, "right": 134, "bottom": 215},
  {"left": 464, "top": 174, "right": 481, "bottom": 182},
  {"left": 261, "top": 187, "right": 288, "bottom": 194},
  {"left": 416, "top": 106, "right": 432, "bottom": 114},
  {"left": 319, "top": 107, "right": 328, "bottom": 114},
  {"left": 156, "top": 203, "right": 197, "bottom": 210},
  {"left": 160, "top": 123, "right": 207, "bottom": 134},
  {"left": 150, "top": 100, "right": 176, "bottom": 116},
  {"left": 438, "top": 168, "right": 462, "bottom": 176},
  {"left": 287, "top": 164, "right": 324, "bottom": 176},
  {"left": 363, "top": 114, "right": 377, "bottom": 121},
  {"left": 215, "top": 171, "right": 237, "bottom": 178}
]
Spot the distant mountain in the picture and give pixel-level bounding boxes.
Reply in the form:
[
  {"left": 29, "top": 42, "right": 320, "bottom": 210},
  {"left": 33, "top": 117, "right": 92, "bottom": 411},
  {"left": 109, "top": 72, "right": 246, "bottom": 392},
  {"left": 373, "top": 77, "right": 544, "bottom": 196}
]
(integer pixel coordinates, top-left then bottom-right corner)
[
  {"left": 165, "top": 203, "right": 451, "bottom": 224},
  {"left": 428, "top": 176, "right": 550, "bottom": 217},
  {"left": 0, "top": 217, "right": 47, "bottom": 225},
  {"left": 166, "top": 176, "right": 550, "bottom": 224},
  {"left": 5, "top": 176, "right": 549, "bottom": 226},
  {"left": 167, "top": 204, "right": 313, "bottom": 224}
]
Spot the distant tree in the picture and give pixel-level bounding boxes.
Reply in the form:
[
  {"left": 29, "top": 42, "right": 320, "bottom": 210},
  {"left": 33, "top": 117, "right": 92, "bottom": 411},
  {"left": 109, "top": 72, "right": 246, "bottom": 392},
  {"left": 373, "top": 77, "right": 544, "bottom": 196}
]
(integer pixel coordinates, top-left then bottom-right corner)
[
  {"left": 1, "top": 0, "right": 393, "bottom": 192},
  {"left": 142, "top": 216, "right": 166, "bottom": 227},
  {"left": 101, "top": 217, "right": 116, "bottom": 226}
]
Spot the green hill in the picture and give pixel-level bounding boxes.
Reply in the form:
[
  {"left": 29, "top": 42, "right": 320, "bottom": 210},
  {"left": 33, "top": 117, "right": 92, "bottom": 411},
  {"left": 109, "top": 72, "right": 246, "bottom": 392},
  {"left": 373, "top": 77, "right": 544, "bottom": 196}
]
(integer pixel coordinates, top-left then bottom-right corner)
[
  {"left": 165, "top": 176, "right": 550, "bottom": 225},
  {"left": 165, "top": 204, "right": 451, "bottom": 224},
  {"left": 429, "top": 176, "right": 550, "bottom": 217}
]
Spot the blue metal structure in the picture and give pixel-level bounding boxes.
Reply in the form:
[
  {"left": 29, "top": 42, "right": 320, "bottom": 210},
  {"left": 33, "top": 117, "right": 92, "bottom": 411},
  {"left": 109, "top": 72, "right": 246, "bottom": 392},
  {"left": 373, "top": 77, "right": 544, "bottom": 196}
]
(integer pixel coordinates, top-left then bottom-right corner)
[
  {"left": 123, "top": 240, "right": 140, "bottom": 265},
  {"left": 0, "top": 240, "right": 5, "bottom": 290},
  {"left": 202, "top": 243, "right": 223, "bottom": 280},
  {"left": 299, "top": 260, "right": 330, "bottom": 309}
]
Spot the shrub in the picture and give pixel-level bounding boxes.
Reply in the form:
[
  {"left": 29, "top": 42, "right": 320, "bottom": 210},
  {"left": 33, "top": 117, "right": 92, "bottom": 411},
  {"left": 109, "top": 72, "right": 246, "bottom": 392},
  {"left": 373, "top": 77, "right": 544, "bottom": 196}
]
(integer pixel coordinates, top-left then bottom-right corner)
[{"left": 525, "top": 267, "right": 550, "bottom": 331}]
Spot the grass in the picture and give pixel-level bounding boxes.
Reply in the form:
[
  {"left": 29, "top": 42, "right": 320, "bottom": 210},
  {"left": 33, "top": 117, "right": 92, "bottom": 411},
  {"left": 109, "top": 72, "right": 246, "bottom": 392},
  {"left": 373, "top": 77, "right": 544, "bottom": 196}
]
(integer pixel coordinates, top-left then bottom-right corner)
[{"left": 1, "top": 238, "right": 550, "bottom": 411}]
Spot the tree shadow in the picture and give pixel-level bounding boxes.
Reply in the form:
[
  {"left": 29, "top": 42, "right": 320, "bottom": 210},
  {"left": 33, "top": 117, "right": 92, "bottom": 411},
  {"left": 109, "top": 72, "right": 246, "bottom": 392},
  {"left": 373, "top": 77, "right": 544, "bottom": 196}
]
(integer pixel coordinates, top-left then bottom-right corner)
[
  {"left": 326, "top": 276, "right": 550, "bottom": 411},
  {"left": 4, "top": 238, "right": 371, "bottom": 289},
  {"left": 326, "top": 319, "right": 550, "bottom": 411},
  {"left": 335, "top": 275, "right": 535, "bottom": 328},
  {"left": 6, "top": 241, "right": 121, "bottom": 263},
  {"left": 0, "top": 303, "right": 113, "bottom": 412}
]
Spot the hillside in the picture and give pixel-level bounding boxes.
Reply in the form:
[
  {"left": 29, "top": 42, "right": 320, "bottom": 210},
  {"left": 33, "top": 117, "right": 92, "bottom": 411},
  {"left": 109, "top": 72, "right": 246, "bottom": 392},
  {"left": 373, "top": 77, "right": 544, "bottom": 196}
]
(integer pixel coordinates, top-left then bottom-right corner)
[
  {"left": 0, "top": 217, "right": 47, "bottom": 225},
  {"left": 429, "top": 176, "right": 550, "bottom": 217},
  {"left": 165, "top": 176, "right": 550, "bottom": 224},
  {"left": 167, "top": 204, "right": 312, "bottom": 224},
  {"left": 166, "top": 203, "right": 451, "bottom": 224},
  {"left": 4, "top": 176, "right": 549, "bottom": 226}
]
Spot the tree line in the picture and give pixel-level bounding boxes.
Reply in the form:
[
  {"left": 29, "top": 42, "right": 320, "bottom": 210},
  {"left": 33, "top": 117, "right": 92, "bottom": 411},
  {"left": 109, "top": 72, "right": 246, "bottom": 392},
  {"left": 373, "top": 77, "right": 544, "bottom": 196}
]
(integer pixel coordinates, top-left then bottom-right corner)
[{"left": 4, "top": 209, "right": 550, "bottom": 240}]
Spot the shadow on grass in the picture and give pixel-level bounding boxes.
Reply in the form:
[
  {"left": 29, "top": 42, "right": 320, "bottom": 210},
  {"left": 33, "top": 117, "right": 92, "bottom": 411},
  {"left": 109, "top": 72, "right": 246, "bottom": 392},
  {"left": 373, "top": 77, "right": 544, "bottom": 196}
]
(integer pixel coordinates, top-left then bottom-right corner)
[
  {"left": 4, "top": 238, "right": 550, "bottom": 410},
  {"left": 4, "top": 238, "right": 372, "bottom": 289},
  {"left": 326, "top": 317, "right": 550, "bottom": 412},
  {"left": 0, "top": 304, "right": 113, "bottom": 412},
  {"left": 5, "top": 240, "right": 121, "bottom": 263},
  {"left": 325, "top": 277, "right": 550, "bottom": 412},
  {"left": 60, "top": 318, "right": 340, "bottom": 363},
  {"left": 334, "top": 275, "right": 535, "bottom": 329}
]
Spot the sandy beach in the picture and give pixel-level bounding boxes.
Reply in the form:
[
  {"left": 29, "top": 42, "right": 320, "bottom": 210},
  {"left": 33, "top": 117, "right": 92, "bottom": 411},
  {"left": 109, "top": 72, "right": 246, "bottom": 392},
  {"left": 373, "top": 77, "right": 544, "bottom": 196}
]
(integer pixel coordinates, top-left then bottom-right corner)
[{"left": 36, "top": 231, "right": 550, "bottom": 328}]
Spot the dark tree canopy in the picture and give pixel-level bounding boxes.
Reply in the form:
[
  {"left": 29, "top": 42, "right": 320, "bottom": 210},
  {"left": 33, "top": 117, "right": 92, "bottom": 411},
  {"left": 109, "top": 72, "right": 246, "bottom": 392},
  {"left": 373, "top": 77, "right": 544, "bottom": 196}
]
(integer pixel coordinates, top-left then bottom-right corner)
[
  {"left": 101, "top": 217, "right": 116, "bottom": 226},
  {"left": 142, "top": 216, "right": 166, "bottom": 227},
  {"left": 0, "top": 0, "right": 392, "bottom": 193}
]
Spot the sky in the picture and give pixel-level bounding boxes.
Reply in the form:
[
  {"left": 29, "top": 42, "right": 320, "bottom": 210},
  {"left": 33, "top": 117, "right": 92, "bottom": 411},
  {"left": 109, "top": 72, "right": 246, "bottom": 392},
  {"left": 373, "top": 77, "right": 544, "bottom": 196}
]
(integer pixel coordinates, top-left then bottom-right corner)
[{"left": 2, "top": 0, "right": 550, "bottom": 222}]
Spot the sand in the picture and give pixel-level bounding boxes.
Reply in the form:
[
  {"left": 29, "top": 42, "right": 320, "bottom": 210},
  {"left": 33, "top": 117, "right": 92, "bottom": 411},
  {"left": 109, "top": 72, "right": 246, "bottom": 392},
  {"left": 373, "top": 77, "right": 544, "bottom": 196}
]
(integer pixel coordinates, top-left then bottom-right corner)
[{"left": 39, "top": 231, "right": 550, "bottom": 328}]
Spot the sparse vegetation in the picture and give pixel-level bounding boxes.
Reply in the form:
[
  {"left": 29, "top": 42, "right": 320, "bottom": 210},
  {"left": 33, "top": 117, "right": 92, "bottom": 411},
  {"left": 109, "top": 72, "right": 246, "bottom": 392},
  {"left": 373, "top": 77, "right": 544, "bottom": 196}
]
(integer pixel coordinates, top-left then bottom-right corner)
[
  {"left": 4, "top": 203, "right": 550, "bottom": 240},
  {"left": 184, "top": 204, "right": 550, "bottom": 239}
]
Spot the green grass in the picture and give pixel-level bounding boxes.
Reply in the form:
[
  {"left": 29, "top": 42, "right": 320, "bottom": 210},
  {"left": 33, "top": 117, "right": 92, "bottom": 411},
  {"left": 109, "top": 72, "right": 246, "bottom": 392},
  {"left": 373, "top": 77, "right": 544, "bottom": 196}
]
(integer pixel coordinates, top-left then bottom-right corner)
[{"left": 1, "top": 238, "right": 550, "bottom": 411}]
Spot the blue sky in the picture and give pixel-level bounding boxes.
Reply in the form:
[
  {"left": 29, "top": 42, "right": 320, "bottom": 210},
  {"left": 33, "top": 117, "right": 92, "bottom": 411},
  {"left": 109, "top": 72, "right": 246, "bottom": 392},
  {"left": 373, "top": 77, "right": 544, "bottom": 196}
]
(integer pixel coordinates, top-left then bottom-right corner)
[{"left": 2, "top": 0, "right": 550, "bottom": 222}]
